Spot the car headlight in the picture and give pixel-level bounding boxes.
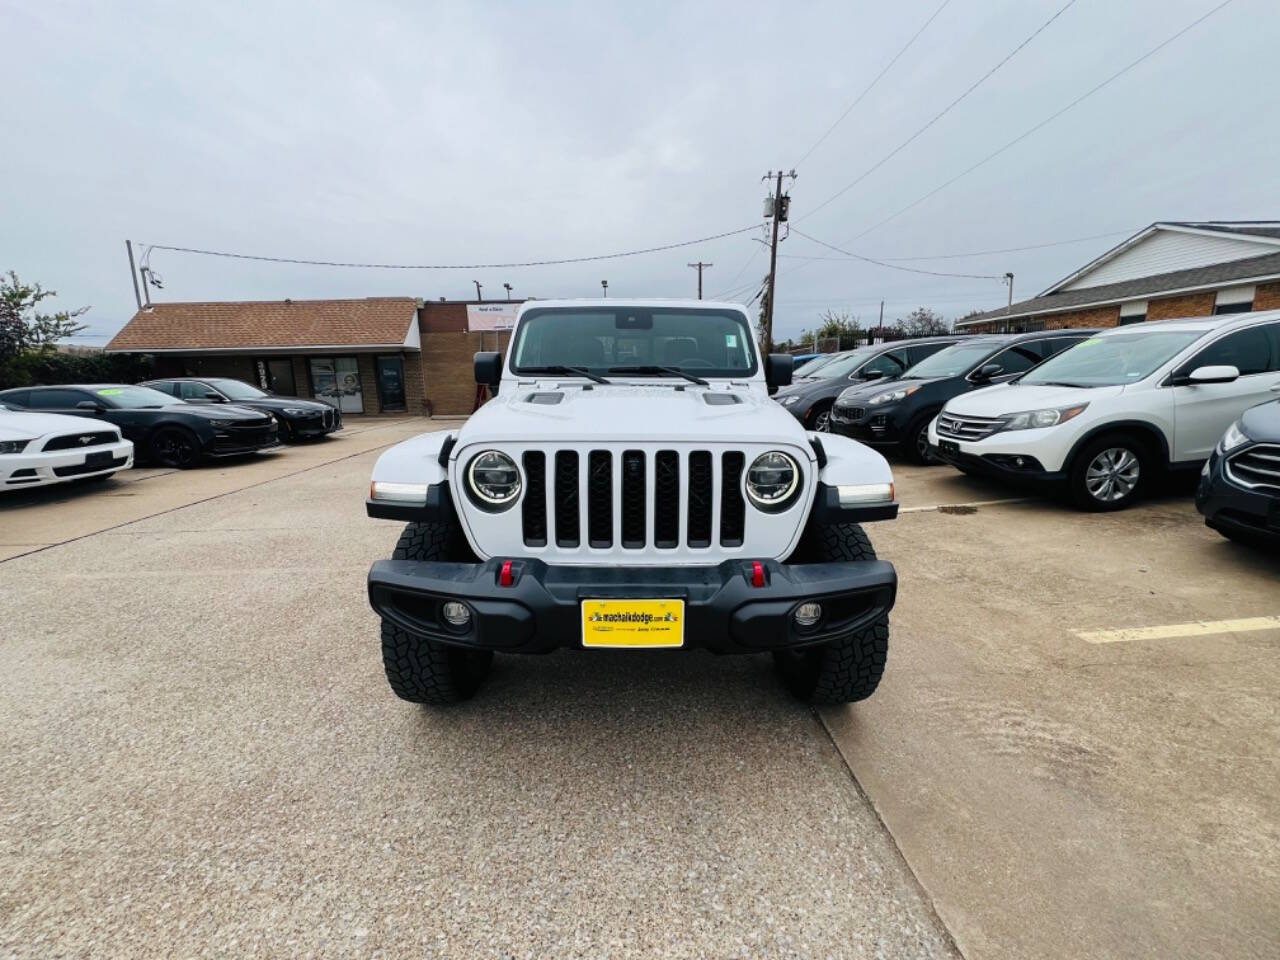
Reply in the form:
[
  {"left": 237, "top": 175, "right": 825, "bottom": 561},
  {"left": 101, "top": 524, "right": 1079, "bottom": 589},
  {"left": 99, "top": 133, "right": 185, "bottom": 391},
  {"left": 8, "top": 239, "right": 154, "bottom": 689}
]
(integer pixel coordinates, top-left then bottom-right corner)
[
  {"left": 282, "top": 407, "right": 308, "bottom": 415},
  {"left": 745, "top": 451, "right": 800, "bottom": 511},
  {"left": 1219, "top": 420, "right": 1250, "bottom": 453},
  {"left": 466, "top": 450, "right": 521, "bottom": 509},
  {"left": 867, "top": 385, "right": 920, "bottom": 405},
  {"left": 777, "top": 395, "right": 802, "bottom": 407},
  {"left": 997, "top": 404, "right": 1088, "bottom": 432},
  {"left": 0, "top": 439, "right": 32, "bottom": 454}
]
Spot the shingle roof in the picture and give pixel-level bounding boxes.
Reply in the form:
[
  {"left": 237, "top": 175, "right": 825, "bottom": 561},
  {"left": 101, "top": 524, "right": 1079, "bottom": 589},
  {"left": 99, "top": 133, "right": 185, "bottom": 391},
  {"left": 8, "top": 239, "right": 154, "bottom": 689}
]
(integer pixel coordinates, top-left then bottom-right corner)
[
  {"left": 958, "top": 250, "right": 1280, "bottom": 326},
  {"left": 106, "top": 298, "right": 419, "bottom": 351}
]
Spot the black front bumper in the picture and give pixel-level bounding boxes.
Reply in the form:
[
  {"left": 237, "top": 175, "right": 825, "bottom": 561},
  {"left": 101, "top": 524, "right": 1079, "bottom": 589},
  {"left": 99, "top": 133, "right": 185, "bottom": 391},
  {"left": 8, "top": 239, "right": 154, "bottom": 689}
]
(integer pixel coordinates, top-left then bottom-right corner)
[
  {"left": 1196, "top": 451, "right": 1280, "bottom": 543},
  {"left": 927, "top": 443, "right": 1064, "bottom": 487},
  {"left": 829, "top": 406, "right": 909, "bottom": 447},
  {"left": 368, "top": 556, "right": 897, "bottom": 654}
]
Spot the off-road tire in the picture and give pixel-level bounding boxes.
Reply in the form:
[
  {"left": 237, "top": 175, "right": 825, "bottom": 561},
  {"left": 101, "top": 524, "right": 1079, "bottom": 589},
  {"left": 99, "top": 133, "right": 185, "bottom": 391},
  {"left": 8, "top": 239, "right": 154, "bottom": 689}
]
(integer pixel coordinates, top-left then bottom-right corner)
[
  {"left": 776, "top": 522, "right": 889, "bottom": 704},
  {"left": 1068, "top": 433, "right": 1151, "bottom": 512},
  {"left": 380, "top": 520, "right": 492, "bottom": 705}
]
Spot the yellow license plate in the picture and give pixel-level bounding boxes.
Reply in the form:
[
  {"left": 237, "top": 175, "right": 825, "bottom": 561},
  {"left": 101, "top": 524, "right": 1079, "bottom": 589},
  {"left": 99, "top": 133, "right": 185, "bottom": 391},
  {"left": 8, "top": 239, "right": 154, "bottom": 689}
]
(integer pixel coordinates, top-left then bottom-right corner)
[{"left": 581, "top": 599, "right": 685, "bottom": 648}]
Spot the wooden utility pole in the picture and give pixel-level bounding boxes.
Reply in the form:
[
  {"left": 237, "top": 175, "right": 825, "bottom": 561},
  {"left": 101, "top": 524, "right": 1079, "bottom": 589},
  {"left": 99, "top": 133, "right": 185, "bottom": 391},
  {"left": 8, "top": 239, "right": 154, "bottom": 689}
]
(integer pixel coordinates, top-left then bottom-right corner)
[
  {"left": 125, "top": 240, "right": 142, "bottom": 310},
  {"left": 473, "top": 280, "right": 483, "bottom": 301},
  {"left": 761, "top": 169, "right": 796, "bottom": 354},
  {"left": 687, "top": 261, "right": 713, "bottom": 299}
]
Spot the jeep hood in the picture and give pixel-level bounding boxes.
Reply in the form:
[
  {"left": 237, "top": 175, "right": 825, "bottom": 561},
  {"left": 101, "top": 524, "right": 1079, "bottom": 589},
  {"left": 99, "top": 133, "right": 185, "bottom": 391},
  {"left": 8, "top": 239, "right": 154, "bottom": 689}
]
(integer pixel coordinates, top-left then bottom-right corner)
[
  {"left": 944, "top": 382, "right": 1126, "bottom": 416},
  {"left": 461, "top": 384, "right": 808, "bottom": 446}
]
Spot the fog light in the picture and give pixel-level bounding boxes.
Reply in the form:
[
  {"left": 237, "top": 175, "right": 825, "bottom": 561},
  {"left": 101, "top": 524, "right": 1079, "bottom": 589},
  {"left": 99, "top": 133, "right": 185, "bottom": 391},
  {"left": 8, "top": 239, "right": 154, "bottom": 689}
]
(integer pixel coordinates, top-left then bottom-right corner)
[
  {"left": 794, "top": 602, "right": 823, "bottom": 628},
  {"left": 441, "top": 601, "right": 471, "bottom": 627}
]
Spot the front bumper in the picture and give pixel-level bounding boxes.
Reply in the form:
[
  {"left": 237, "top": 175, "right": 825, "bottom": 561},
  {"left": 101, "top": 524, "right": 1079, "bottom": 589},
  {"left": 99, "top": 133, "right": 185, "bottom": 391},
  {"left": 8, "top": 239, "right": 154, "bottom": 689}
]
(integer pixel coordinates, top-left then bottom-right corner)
[
  {"left": 829, "top": 404, "right": 910, "bottom": 447},
  {"left": 368, "top": 556, "right": 897, "bottom": 654},
  {"left": 1196, "top": 449, "right": 1280, "bottom": 543},
  {"left": 209, "top": 423, "right": 281, "bottom": 456},
  {"left": 1, "top": 439, "right": 134, "bottom": 489},
  {"left": 284, "top": 408, "right": 343, "bottom": 438},
  {"left": 925, "top": 420, "right": 1068, "bottom": 486}
]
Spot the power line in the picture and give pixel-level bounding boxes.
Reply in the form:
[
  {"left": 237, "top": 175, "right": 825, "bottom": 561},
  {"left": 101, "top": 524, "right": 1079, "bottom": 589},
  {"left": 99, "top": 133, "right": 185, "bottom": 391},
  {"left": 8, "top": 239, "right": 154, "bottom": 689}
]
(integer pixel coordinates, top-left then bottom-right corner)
[
  {"left": 789, "top": 228, "right": 1004, "bottom": 280},
  {"left": 794, "top": 0, "right": 953, "bottom": 167},
  {"left": 137, "top": 225, "right": 760, "bottom": 271},
  {"left": 776, "top": 227, "right": 1134, "bottom": 263},
  {"left": 843, "top": 0, "right": 1237, "bottom": 244},
  {"left": 797, "top": 0, "right": 1078, "bottom": 223}
]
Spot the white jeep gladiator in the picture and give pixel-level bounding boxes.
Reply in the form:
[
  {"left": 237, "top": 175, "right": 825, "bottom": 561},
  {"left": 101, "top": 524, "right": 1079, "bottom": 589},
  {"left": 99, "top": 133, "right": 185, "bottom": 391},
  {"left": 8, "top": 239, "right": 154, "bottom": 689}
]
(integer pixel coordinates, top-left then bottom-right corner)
[{"left": 365, "top": 300, "right": 899, "bottom": 704}]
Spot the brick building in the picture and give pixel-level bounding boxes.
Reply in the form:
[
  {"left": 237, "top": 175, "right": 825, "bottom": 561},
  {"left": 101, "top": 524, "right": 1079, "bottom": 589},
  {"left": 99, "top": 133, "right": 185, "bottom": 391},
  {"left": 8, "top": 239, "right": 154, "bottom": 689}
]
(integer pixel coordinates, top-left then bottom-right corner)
[
  {"left": 958, "top": 222, "right": 1280, "bottom": 334},
  {"left": 107, "top": 296, "right": 517, "bottom": 417}
]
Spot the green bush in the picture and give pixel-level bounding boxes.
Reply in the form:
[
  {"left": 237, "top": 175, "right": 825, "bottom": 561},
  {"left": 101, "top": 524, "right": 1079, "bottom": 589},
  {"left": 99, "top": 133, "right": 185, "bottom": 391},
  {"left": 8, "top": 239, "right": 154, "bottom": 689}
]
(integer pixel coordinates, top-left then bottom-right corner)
[{"left": 0, "top": 351, "right": 155, "bottom": 390}]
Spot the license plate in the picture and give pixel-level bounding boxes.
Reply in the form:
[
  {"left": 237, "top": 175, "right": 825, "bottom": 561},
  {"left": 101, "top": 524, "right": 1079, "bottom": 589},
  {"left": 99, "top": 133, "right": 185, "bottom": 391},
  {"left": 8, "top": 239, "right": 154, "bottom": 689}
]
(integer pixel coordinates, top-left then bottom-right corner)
[
  {"left": 85, "top": 450, "right": 114, "bottom": 468},
  {"left": 938, "top": 439, "right": 960, "bottom": 455},
  {"left": 581, "top": 599, "right": 684, "bottom": 648}
]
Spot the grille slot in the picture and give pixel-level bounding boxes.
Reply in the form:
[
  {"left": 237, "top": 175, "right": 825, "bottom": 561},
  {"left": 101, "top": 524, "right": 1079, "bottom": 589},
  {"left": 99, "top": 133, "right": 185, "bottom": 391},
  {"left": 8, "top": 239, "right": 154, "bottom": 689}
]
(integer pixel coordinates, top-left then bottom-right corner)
[
  {"left": 687, "top": 451, "right": 713, "bottom": 548},
  {"left": 653, "top": 451, "right": 680, "bottom": 549},
  {"left": 588, "top": 451, "right": 613, "bottom": 548},
  {"left": 720, "top": 452, "right": 746, "bottom": 547},
  {"left": 620, "top": 450, "right": 646, "bottom": 548},
  {"left": 554, "top": 451, "right": 580, "bottom": 546},
  {"left": 522, "top": 452, "right": 547, "bottom": 546},
  {"left": 936, "top": 413, "right": 1005, "bottom": 441},
  {"left": 1226, "top": 443, "right": 1280, "bottom": 491},
  {"left": 43, "top": 431, "right": 116, "bottom": 451}
]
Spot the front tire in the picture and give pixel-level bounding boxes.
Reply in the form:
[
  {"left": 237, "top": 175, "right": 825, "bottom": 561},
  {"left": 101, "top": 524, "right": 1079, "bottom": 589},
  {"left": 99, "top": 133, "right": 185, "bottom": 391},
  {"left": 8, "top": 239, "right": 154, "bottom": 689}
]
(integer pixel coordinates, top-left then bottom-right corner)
[
  {"left": 904, "top": 413, "right": 940, "bottom": 465},
  {"left": 807, "top": 401, "right": 833, "bottom": 433},
  {"left": 380, "top": 520, "right": 492, "bottom": 705},
  {"left": 775, "top": 522, "right": 889, "bottom": 704},
  {"left": 1069, "top": 434, "right": 1150, "bottom": 511},
  {"left": 149, "top": 426, "right": 201, "bottom": 468}
]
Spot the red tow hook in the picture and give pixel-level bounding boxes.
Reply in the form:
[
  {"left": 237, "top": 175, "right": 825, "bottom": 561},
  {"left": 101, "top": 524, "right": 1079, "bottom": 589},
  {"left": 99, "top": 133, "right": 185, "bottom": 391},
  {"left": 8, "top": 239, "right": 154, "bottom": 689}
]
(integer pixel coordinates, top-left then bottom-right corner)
[
  {"left": 499, "top": 559, "right": 515, "bottom": 587},
  {"left": 750, "top": 561, "right": 766, "bottom": 588}
]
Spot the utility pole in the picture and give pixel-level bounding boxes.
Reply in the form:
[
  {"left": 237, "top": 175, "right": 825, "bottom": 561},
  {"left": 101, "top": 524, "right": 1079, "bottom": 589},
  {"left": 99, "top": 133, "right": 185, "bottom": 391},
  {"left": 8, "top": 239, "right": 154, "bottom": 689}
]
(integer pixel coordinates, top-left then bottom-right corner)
[
  {"left": 687, "top": 261, "right": 713, "bottom": 299},
  {"left": 503, "top": 282, "right": 513, "bottom": 300},
  {"left": 1004, "top": 272, "right": 1015, "bottom": 333},
  {"left": 601, "top": 280, "right": 608, "bottom": 298},
  {"left": 125, "top": 240, "right": 142, "bottom": 311},
  {"left": 761, "top": 169, "right": 796, "bottom": 354},
  {"left": 473, "top": 280, "right": 483, "bottom": 301}
]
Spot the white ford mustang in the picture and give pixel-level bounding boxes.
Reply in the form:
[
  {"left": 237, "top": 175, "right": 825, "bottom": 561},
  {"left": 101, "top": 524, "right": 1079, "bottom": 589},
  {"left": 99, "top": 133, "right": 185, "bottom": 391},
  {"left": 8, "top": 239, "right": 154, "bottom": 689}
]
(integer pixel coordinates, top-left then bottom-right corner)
[{"left": 0, "top": 402, "right": 134, "bottom": 491}]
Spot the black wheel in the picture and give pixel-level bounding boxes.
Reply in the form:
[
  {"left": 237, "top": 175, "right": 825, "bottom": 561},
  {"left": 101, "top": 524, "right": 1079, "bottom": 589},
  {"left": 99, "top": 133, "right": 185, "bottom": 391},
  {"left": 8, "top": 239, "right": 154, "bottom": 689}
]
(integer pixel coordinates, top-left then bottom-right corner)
[
  {"left": 807, "top": 401, "right": 833, "bottom": 433},
  {"left": 775, "top": 522, "right": 889, "bottom": 704},
  {"left": 380, "top": 520, "right": 492, "bottom": 705},
  {"left": 904, "top": 414, "right": 940, "bottom": 465},
  {"left": 148, "top": 426, "right": 200, "bottom": 468},
  {"left": 1068, "top": 434, "right": 1150, "bottom": 511}
]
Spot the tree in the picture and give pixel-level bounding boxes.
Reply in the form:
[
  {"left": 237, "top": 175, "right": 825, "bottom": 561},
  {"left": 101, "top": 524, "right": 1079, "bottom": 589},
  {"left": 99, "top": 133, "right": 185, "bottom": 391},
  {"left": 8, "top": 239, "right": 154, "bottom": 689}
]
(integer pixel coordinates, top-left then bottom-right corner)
[
  {"left": 891, "top": 307, "right": 951, "bottom": 338},
  {"left": 0, "top": 272, "right": 88, "bottom": 360}
]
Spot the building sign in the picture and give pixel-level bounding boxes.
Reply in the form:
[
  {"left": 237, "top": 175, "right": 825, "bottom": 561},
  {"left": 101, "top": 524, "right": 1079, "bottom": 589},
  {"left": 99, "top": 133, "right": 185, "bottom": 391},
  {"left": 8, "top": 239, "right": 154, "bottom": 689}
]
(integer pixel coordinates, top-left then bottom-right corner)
[{"left": 466, "top": 303, "right": 518, "bottom": 332}]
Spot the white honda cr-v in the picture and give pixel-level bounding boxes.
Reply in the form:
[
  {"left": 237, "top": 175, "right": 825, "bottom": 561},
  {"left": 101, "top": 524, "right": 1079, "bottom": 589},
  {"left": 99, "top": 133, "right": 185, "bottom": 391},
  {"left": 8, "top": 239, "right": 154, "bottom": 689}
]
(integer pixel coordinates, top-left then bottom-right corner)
[{"left": 927, "top": 310, "right": 1280, "bottom": 510}]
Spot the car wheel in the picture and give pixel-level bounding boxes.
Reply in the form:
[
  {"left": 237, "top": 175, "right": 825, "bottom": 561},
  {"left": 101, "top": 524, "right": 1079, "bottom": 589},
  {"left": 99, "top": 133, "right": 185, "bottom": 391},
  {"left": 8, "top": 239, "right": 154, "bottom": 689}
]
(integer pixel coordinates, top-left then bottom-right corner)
[
  {"left": 1069, "top": 435, "right": 1149, "bottom": 511},
  {"left": 775, "top": 522, "right": 889, "bottom": 704},
  {"left": 905, "top": 415, "right": 939, "bottom": 465},
  {"left": 809, "top": 403, "right": 833, "bottom": 433},
  {"left": 149, "top": 426, "right": 200, "bottom": 469},
  {"left": 381, "top": 520, "right": 491, "bottom": 705}
]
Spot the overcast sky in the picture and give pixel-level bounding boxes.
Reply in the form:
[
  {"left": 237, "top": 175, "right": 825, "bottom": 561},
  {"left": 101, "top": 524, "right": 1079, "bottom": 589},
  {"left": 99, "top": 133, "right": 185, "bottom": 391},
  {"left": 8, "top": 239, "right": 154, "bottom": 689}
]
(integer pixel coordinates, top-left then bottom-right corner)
[{"left": 2, "top": 0, "right": 1274, "bottom": 346}]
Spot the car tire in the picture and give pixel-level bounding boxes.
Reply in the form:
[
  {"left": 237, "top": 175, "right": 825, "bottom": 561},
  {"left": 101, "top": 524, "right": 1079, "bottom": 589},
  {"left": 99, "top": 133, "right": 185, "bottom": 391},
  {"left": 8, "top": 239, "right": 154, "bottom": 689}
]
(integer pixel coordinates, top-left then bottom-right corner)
[
  {"left": 148, "top": 426, "right": 201, "bottom": 468},
  {"left": 775, "top": 522, "right": 889, "bottom": 704},
  {"left": 380, "top": 520, "right": 492, "bottom": 705},
  {"left": 807, "top": 401, "right": 833, "bottom": 433},
  {"left": 904, "top": 414, "right": 940, "bottom": 465},
  {"left": 1068, "top": 434, "right": 1151, "bottom": 512}
]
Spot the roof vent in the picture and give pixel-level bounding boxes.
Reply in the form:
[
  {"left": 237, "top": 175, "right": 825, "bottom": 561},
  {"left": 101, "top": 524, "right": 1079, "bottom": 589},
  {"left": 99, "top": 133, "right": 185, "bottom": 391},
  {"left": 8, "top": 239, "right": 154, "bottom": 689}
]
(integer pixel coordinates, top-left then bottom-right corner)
[{"left": 703, "top": 393, "right": 742, "bottom": 406}]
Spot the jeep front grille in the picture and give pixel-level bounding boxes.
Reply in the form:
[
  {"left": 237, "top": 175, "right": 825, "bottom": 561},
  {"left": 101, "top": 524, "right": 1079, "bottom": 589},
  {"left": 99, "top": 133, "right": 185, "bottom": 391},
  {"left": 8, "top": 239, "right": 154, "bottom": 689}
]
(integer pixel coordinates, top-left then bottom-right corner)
[
  {"left": 1226, "top": 443, "right": 1280, "bottom": 492},
  {"left": 520, "top": 449, "right": 758, "bottom": 551},
  {"left": 935, "top": 413, "right": 1005, "bottom": 441}
]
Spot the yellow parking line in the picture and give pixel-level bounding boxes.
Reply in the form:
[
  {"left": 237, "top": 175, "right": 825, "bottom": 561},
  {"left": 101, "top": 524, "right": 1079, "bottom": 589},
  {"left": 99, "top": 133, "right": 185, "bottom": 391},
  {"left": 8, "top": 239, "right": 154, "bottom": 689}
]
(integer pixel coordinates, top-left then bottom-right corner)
[{"left": 1075, "top": 616, "right": 1280, "bottom": 645}]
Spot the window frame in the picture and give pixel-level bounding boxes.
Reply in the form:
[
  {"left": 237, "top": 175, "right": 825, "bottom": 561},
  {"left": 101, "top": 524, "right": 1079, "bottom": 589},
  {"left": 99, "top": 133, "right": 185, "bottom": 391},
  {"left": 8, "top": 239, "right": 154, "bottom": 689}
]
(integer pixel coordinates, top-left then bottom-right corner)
[{"left": 1171, "top": 322, "right": 1277, "bottom": 381}]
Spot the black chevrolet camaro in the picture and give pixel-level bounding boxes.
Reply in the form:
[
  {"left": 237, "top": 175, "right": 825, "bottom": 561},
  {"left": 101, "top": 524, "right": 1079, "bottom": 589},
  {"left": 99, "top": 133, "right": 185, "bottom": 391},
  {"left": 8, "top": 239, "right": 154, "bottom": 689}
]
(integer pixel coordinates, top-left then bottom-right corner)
[
  {"left": 143, "top": 377, "right": 342, "bottom": 441},
  {"left": 0, "top": 384, "right": 279, "bottom": 468},
  {"left": 1197, "top": 398, "right": 1280, "bottom": 546}
]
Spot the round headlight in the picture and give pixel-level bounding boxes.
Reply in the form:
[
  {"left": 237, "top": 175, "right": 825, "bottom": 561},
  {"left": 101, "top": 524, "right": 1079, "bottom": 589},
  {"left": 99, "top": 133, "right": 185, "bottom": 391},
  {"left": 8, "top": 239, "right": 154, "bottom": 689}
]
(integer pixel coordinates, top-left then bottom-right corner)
[
  {"left": 746, "top": 451, "right": 800, "bottom": 510},
  {"left": 466, "top": 450, "right": 521, "bottom": 508}
]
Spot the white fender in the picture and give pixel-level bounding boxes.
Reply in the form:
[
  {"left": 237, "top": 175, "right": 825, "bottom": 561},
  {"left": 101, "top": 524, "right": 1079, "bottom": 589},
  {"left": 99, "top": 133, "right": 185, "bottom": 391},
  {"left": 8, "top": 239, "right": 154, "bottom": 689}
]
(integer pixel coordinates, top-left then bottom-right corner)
[
  {"left": 812, "top": 432, "right": 895, "bottom": 489},
  {"left": 370, "top": 430, "right": 453, "bottom": 488}
]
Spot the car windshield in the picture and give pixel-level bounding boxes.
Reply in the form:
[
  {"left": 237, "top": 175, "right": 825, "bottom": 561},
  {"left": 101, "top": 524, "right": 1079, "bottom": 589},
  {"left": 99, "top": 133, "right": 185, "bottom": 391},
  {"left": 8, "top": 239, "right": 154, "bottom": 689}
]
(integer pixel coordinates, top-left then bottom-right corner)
[
  {"left": 902, "top": 342, "right": 1000, "bottom": 379},
  {"left": 1020, "top": 331, "right": 1204, "bottom": 387},
  {"left": 510, "top": 307, "right": 757, "bottom": 378},
  {"left": 796, "top": 354, "right": 839, "bottom": 377},
  {"left": 209, "top": 378, "right": 268, "bottom": 400},
  {"left": 94, "top": 385, "right": 178, "bottom": 409},
  {"left": 803, "top": 347, "right": 880, "bottom": 380}
]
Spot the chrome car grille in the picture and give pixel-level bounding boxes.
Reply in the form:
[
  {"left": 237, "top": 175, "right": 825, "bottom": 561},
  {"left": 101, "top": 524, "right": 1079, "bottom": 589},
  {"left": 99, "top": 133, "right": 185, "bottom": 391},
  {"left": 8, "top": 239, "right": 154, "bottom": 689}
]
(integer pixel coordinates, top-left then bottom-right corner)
[
  {"left": 1226, "top": 443, "right": 1280, "bottom": 492},
  {"left": 935, "top": 413, "right": 1005, "bottom": 442}
]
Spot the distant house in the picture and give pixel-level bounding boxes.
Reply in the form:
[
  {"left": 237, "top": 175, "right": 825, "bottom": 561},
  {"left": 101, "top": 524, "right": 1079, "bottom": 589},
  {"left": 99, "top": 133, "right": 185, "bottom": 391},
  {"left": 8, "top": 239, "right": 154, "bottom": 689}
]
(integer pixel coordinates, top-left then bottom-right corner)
[{"left": 959, "top": 222, "right": 1280, "bottom": 333}]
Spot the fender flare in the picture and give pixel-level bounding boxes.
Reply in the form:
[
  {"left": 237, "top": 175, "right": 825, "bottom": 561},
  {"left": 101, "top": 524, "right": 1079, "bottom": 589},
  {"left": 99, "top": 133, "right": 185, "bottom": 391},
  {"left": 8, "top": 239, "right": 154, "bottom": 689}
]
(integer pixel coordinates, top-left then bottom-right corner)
[
  {"left": 1062, "top": 419, "right": 1172, "bottom": 473},
  {"left": 366, "top": 430, "right": 460, "bottom": 521},
  {"left": 807, "top": 432, "right": 899, "bottom": 523}
]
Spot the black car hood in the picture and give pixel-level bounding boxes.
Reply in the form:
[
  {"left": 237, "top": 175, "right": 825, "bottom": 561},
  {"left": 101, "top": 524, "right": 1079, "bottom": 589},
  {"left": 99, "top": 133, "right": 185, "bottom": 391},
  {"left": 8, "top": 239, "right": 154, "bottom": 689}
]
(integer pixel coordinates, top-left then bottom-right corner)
[
  {"left": 224, "top": 397, "right": 330, "bottom": 413},
  {"left": 171, "top": 404, "right": 270, "bottom": 422},
  {"left": 837, "top": 376, "right": 948, "bottom": 402},
  {"left": 776, "top": 375, "right": 896, "bottom": 402},
  {"left": 1241, "top": 399, "right": 1280, "bottom": 442}
]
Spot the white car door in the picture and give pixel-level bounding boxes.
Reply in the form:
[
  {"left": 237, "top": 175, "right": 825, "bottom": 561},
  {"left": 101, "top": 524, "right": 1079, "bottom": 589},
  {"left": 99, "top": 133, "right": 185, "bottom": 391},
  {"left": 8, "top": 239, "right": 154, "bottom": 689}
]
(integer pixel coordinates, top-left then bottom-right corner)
[{"left": 1170, "top": 321, "right": 1280, "bottom": 462}]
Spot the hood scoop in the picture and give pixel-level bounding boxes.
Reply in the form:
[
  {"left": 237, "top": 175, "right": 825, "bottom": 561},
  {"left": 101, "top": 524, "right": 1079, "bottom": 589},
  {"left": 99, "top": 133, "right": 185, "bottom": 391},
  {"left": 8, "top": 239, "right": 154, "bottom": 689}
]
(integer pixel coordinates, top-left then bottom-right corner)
[
  {"left": 522, "top": 391, "right": 564, "bottom": 405},
  {"left": 702, "top": 393, "right": 742, "bottom": 406}
]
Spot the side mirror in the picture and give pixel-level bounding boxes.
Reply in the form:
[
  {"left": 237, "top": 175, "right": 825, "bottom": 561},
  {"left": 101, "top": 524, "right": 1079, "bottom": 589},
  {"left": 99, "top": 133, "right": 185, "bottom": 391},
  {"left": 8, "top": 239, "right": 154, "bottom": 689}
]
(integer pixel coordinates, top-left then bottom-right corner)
[
  {"left": 972, "top": 363, "right": 1004, "bottom": 382},
  {"left": 474, "top": 352, "right": 502, "bottom": 387},
  {"left": 860, "top": 369, "right": 886, "bottom": 381},
  {"left": 765, "top": 353, "right": 794, "bottom": 394},
  {"left": 76, "top": 400, "right": 106, "bottom": 413},
  {"left": 1188, "top": 364, "right": 1239, "bottom": 385}
]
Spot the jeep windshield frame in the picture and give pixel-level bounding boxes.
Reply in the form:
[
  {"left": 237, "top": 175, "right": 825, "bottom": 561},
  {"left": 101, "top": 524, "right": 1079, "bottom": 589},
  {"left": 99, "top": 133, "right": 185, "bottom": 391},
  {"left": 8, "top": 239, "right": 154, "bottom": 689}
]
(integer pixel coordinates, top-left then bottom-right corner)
[{"left": 509, "top": 306, "right": 759, "bottom": 379}]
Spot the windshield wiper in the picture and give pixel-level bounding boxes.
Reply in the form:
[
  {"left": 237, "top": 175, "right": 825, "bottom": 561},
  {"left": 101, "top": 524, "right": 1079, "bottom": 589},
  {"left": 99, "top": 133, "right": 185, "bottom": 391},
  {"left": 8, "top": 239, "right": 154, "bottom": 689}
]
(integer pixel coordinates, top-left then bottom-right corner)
[
  {"left": 1032, "top": 381, "right": 1093, "bottom": 388},
  {"left": 607, "top": 365, "right": 710, "bottom": 386},
  {"left": 520, "top": 365, "right": 612, "bottom": 385}
]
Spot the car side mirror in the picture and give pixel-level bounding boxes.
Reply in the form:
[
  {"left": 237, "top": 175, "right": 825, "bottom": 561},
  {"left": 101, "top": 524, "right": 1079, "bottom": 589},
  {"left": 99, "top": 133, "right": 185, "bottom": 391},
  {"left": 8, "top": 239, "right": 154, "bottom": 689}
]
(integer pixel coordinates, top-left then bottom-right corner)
[
  {"left": 860, "top": 369, "right": 885, "bottom": 381},
  {"left": 474, "top": 352, "right": 502, "bottom": 387},
  {"left": 765, "top": 353, "right": 793, "bottom": 394},
  {"left": 1188, "top": 364, "right": 1240, "bottom": 385},
  {"left": 76, "top": 400, "right": 106, "bottom": 413},
  {"left": 972, "top": 363, "right": 1004, "bottom": 382}
]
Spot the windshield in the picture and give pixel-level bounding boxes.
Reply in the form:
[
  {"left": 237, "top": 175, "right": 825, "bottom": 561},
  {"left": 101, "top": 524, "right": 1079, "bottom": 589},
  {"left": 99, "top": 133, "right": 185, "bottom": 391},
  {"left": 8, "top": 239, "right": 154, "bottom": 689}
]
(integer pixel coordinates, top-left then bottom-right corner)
[
  {"left": 94, "top": 386, "right": 179, "bottom": 409},
  {"left": 796, "top": 354, "right": 839, "bottom": 377},
  {"left": 1020, "top": 330, "right": 1204, "bottom": 387},
  {"left": 209, "top": 378, "right": 268, "bottom": 400},
  {"left": 511, "top": 307, "right": 757, "bottom": 378},
  {"left": 903, "top": 342, "right": 1000, "bottom": 379},
  {"left": 804, "top": 347, "right": 880, "bottom": 380}
]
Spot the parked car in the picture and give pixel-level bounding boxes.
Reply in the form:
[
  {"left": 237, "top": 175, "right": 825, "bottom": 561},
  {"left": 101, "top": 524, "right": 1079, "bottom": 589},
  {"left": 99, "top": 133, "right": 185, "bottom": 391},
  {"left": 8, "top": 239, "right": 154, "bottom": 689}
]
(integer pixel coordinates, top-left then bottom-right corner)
[
  {"left": 1, "top": 401, "right": 134, "bottom": 490},
  {"left": 364, "top": 299, "right": 900, "bottom": 706},
  {"left": 0, "top": 384, "right": 279, "bottom": 468},
  {"left": 831, "top": 330, "right": 1093, "bottom": 463},
  {"left": 774, "top": 336, "right": 964, "bottom": 432},
  {"left": 791, "top": 351, "right": 842, "bottom": 380},
  {"left": 928, "top": 312, "right": 1280, "bottom": 510},
  {"left": 143, "top": 377, "right": 342, "bottom": 441},
  {"left": 1196, "top": 399, "right": 1280, "bottom": 545},
  {"left": 790, "top": 353, "right": 824, "bottom": 370}
]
